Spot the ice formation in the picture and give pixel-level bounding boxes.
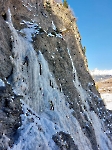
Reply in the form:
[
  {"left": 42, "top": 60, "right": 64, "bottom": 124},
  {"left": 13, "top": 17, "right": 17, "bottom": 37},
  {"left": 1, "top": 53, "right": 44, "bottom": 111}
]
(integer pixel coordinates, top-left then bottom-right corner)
[
  {"left": 0, "top": 79, "right": 5, "bottom": 87},
  {"left": 7, "top": 10, "right": 92, "bottom": 150}
]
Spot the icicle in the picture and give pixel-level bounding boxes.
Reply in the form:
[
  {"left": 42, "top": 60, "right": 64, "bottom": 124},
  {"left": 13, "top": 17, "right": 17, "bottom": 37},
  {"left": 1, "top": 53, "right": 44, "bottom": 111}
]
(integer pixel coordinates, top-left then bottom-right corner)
[
  {"left": 52, "top": 21, "right": 56, "bottom": 30},
  {"left": 0, "top": 79, "right": 5, "bottom": 87}
]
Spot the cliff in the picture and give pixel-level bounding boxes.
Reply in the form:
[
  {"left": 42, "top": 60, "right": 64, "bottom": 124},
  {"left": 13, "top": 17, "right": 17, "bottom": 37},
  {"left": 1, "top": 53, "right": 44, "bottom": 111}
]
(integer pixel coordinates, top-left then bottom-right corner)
[{"left": 0, "top": 0, "right": 112, "bottom": 150}]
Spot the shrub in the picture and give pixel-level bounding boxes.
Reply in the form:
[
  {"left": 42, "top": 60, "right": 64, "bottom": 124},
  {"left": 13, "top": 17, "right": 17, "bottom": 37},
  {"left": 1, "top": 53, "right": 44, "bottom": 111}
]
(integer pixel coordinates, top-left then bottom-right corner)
[
  {"left": 63, "top": 0, "right": 68, "bottom": 8},
  {"left": 83, "top": 46, "right": 86, "bottom": 54},
  {"left": 96, "top": 84, "right": 99, "bottom": 91},
  {"left": 45, "top": 1, "right": 52, "bottom": 13}
]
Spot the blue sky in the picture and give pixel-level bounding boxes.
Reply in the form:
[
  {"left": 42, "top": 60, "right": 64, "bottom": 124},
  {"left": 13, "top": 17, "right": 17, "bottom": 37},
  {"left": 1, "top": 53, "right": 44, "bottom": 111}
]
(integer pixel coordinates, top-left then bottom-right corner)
[{"left": 67, "top": 0, "right": 112, "bottom": 70}]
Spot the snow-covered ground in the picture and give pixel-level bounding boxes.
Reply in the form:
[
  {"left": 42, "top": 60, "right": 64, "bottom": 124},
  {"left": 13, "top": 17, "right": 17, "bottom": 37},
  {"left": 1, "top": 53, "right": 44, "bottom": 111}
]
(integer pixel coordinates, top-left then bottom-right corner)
[{"left": 101, "top": 93, "right": 112, "bottom": 110}]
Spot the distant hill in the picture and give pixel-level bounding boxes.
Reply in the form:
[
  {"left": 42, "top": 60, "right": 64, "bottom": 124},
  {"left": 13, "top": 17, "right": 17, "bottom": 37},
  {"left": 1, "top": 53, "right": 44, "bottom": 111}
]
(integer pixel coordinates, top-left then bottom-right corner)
[{"left": 92, "top": 75, "right": 112, "bottom": 82}]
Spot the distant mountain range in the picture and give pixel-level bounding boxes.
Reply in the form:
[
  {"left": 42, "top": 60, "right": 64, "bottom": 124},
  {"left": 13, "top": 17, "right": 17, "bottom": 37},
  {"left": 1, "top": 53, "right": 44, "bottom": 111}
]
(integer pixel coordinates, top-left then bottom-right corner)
[
  {"left": 90, "top": 68, "right": 112, "bottom": 81},
  {"left": 91, "top": 68, "right": 112, "bottom": 75}
]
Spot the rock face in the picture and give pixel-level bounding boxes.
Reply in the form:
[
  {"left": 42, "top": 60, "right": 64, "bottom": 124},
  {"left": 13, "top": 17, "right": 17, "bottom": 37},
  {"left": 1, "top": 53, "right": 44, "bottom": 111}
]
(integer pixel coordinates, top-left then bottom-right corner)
[
  {"left": 0, "top": 80, "right": 22, "bottom": 149},
  {"left": 0, "top": 0, "right": 112, "bottom": 150},
  {"left": 0, "top": 16, "right": 12, "bottom": 78}
]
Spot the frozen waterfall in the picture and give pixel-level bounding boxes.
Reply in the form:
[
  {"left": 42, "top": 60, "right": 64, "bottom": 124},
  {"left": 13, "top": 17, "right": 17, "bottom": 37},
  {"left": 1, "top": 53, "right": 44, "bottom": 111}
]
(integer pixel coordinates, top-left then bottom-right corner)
[{"left": 5, "top": 8, "right": 112, "bottom": 150}]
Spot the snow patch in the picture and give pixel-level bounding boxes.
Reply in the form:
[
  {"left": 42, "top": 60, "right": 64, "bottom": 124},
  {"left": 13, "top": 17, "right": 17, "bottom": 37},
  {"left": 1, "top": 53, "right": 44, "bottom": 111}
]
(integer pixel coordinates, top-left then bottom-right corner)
[{"left": 101, "top": 93, "right": 112, "bottom": 110}]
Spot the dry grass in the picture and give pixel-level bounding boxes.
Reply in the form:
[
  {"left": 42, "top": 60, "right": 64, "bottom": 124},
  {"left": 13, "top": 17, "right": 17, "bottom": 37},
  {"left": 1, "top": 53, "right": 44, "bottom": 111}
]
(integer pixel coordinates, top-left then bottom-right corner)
[{"left": 96, "top": 77, "right": 112, "bottom": 94}]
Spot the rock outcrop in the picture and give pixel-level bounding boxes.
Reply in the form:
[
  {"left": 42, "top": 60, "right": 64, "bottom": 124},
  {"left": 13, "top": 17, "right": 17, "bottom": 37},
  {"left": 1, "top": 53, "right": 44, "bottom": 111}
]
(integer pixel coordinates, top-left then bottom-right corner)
[{"left": 0, "top": 0, "right": 112, "bottom": 150}]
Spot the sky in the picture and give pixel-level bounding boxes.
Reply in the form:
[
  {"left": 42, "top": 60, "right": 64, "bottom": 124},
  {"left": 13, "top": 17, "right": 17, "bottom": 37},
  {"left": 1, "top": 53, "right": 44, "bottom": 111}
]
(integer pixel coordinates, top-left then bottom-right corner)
[{"left": 67, "top": 0, "right": 112, "bottom": 70}]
